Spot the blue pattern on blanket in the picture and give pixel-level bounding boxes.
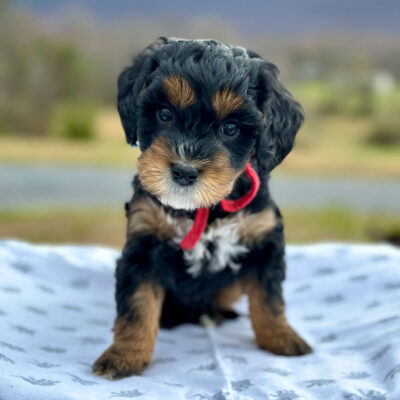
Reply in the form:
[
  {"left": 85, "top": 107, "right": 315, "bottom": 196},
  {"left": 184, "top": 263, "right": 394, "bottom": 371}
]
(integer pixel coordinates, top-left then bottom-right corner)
[{"left": 0, "top": 240, "right": 399, "bottom": 399}]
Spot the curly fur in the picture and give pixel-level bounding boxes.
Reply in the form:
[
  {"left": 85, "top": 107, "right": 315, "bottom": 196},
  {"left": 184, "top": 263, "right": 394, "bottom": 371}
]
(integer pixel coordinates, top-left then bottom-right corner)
[{"left": 93, "top": 37, "right": 311, "bottom": 380}]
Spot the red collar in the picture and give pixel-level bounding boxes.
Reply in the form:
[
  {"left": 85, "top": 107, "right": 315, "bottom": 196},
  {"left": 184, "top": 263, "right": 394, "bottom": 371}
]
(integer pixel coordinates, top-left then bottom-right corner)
[{"left": 180, "top": 163, "right": 260, "bottom": 251}]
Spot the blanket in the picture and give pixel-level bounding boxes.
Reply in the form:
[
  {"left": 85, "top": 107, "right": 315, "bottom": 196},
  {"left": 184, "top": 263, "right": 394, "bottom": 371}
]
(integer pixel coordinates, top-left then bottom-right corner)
[{"left": 0, "top": 240, "right": 399, "bottom": 400}]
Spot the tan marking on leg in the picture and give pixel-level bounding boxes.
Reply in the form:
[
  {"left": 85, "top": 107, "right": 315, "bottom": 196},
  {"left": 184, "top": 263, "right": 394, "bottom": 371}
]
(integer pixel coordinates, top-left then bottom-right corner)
[
  {"left": 215, "top": 281, "right": 243, "bottom": 311},
  {"left": 162, "top": 75, "right": 195, "bottom": 108},
  {"left": 93, "top": 283, "right": 164, "bottom": 379},
  {"left": 212, "top": 88, "right": 244, "bottom": 119},
  {"left": 127, "top": 197, "right": 175, "bottom": 241},
  {"left": 244, "top": 277, "right": 312, "bottom": 356}
]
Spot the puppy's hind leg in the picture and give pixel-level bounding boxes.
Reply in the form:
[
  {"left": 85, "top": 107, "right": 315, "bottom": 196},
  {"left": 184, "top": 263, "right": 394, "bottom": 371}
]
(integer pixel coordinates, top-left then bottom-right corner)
[{"left": 214, "top": 281, "right": 243, "bottom": 321}]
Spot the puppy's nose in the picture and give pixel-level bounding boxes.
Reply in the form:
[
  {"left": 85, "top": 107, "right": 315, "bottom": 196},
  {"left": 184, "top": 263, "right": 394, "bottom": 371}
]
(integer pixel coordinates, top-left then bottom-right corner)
[{"left": 171, "top": 164, "right": 199, "bottom": 186}]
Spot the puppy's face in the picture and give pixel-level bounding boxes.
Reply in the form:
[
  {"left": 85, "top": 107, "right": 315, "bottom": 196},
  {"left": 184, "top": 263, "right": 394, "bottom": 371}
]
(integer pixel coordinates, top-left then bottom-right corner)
[
  {"left": 118, "top": 38, "right": 304, "bottom": 210},
  {"left": 136, "top": 74, "right": 262, "bottom": 210}
]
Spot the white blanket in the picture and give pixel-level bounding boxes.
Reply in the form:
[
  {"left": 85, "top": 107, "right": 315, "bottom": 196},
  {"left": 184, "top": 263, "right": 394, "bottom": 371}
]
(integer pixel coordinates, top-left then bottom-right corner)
[{"left": 0, "top": 240, "right": 399, "bottom": 400}]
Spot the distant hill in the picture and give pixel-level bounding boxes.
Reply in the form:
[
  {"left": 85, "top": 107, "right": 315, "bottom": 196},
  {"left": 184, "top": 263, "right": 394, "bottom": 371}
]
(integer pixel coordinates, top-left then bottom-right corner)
[{"left": 14, "top": 0, "right": 400, "bottom": 36}]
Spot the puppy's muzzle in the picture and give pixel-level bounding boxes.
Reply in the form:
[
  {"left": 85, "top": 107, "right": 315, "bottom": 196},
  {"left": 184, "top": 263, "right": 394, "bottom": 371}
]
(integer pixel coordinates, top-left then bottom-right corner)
[{"left": 171, "top": 164, "right": 199, "bottom": 186}]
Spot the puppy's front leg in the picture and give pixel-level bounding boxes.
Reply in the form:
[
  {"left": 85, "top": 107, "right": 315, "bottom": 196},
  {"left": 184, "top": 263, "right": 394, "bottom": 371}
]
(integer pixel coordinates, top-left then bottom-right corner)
[
  {"left": 93, "top": 273, "right": 164, "bottom": 379},
  {"left": 244, "top": 276, "right": 312, "bottom": 356}
]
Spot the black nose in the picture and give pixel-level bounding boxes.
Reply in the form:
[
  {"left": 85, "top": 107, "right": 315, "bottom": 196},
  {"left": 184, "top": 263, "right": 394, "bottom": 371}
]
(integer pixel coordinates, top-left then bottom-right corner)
[{"left": 171, "top": 164, "right": 199, "bottom": 186}]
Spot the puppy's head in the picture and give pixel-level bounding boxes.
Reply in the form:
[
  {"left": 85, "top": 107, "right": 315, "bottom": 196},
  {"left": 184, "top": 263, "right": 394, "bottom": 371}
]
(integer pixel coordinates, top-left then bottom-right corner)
[{"left": 118, "top": 37, "right": 303, "bottom": 210}]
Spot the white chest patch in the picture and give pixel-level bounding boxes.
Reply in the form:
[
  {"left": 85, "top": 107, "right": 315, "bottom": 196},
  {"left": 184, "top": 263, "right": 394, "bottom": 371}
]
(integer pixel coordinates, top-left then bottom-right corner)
[{"left": 170, "top": 216, "right": 248, "bottom": 278}]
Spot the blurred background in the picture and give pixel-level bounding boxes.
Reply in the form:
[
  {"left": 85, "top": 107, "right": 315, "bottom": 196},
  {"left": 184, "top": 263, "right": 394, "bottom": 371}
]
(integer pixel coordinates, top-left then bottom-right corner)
[{"left": 0, "top": 0, "right": 399, "bottom": 248}]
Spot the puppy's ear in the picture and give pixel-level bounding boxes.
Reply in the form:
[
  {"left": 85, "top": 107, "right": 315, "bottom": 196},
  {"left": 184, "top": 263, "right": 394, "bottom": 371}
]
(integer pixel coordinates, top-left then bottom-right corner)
[
  {"left": 254, "top": 61, "right": 304, "bottom": 173},
  {"left": 118, "top": 37, "right": 167, "bottom": 145}
]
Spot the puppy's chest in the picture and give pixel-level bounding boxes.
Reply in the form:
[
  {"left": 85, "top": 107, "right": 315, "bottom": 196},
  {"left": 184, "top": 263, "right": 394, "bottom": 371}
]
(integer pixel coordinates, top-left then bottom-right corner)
[
  {"left": 127, "top": 197, "right": 277, "bottom": 278},
  {"left": 168, "top": 214, "right": 248, "bottom": 277}
]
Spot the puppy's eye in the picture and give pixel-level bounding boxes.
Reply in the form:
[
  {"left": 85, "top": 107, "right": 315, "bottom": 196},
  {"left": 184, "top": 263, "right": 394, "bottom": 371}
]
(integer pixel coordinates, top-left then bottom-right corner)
[
  {"left": 221, "top": 122, "right": 239, "bottom": 137},
  {"left": 158, "top": 107, "right": 173, "bottom": 122}
]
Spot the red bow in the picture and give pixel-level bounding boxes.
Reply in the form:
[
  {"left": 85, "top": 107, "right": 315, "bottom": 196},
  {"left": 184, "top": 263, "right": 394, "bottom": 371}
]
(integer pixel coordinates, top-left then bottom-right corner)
[{"left": 180, "top": 163, "right": 260, "bottom": 251}]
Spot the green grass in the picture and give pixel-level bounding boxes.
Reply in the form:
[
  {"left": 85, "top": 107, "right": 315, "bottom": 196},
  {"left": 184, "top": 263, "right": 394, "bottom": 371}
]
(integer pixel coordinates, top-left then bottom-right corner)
[
  {"left": 0, "top": 208, "right": 126, "bottom": 248},
  {"left": 284, "top": 208, "right": 400, "bottom": 244},
  {"left": 1, "top": 207, "right": 399, "bottom": 248},
  {"left": 0, "top": 136, "right": 140, "bottom": 169}
]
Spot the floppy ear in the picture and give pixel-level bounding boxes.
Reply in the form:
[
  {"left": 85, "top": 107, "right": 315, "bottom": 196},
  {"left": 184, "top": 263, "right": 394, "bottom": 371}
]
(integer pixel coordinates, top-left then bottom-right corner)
[
  {"left": 118, "top": 37, "right": 167, "bottom": 145},
  {"left": 255, "top": 61, "right": 304, "bottom": 173}
]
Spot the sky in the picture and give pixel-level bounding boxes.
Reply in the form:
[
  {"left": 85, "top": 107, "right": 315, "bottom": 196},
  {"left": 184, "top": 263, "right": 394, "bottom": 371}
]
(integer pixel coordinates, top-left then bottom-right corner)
[{"left": 14, "top": 0, "right": 400, "bottom": 36}]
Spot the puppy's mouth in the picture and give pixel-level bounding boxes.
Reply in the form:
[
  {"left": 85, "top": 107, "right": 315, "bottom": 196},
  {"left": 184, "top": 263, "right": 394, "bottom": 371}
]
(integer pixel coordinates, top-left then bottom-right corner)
[
  {"left": 137, "top": 138, "right": 238, "bottom": 210},
  {"left": 158, "top": 178, "right": 201, "bottom": 210}
]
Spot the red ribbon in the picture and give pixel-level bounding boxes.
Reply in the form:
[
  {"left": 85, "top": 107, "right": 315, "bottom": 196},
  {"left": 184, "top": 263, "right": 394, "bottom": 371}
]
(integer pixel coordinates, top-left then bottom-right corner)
[{"left": 180, "top": 163, "right": 260, "bottom": 251}]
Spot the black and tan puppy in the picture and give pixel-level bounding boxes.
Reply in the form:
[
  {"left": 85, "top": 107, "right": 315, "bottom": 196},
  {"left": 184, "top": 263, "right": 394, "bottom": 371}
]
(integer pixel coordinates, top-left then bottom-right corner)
[{"left": 93, "top": 37, "right": 312, "bottom": 380}]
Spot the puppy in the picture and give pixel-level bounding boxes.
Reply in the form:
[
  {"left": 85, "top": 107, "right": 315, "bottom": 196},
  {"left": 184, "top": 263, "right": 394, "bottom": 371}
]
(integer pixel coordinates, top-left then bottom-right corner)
[{"left": 93, "top": 37, "right": 312, "bottom": 380}]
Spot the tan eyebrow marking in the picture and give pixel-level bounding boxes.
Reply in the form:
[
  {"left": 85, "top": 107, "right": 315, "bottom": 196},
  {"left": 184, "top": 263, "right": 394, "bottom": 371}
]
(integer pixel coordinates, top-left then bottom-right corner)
[
  {"left": 212, "top": 88, "right": 244, "bottom": 119},
  {"left": 162, "top": 75, "right": 196, "bottom": 108}
]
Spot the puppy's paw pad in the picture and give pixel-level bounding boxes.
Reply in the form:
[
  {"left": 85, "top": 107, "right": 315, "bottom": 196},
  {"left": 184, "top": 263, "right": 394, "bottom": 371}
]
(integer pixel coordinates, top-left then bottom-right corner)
[
  {"left": 93, "top": 346, "right": 149, "bottom": 380},
  {"left": 258, "top": 328, "right": 312, "bottom": 356}
]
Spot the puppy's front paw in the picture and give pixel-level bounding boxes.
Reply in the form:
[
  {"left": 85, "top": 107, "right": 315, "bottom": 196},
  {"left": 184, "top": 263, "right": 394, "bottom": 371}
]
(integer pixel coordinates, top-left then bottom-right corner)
[
  {"left": 257, "top": 326, "right": 312, "bottom": 356},
  {"left": 93, "top": 345, "right": 151, "bottom": 380}
]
